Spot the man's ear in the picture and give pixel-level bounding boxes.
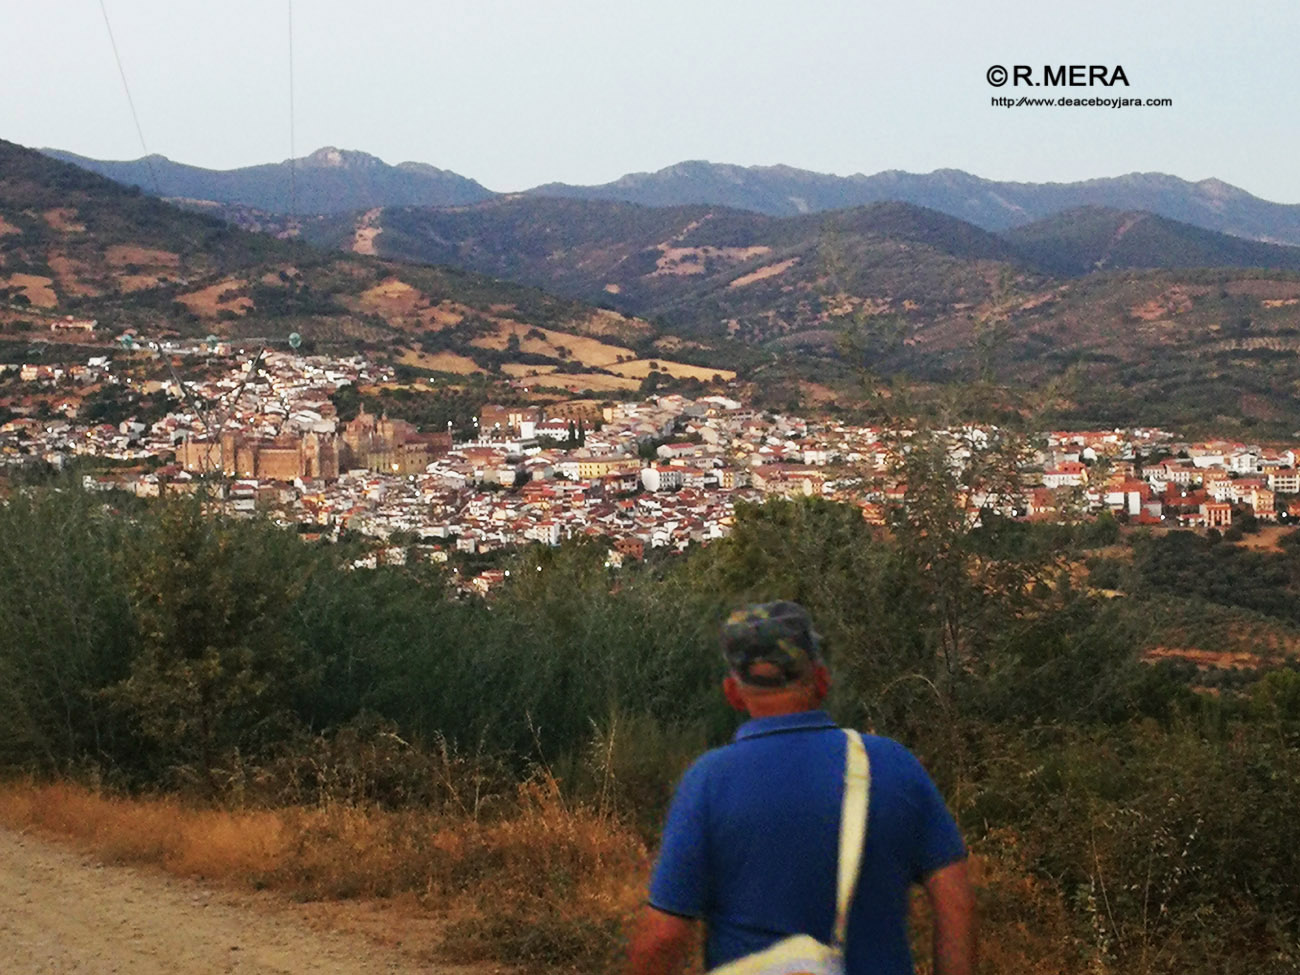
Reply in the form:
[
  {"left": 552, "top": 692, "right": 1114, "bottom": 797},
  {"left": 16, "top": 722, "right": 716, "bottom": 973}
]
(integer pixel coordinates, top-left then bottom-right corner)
[
  {"left": 811, "top": 663, "right": 831, "bottom": 703},
  {"left": 722, "top": 673, "right": 749, "bottom": 712}
]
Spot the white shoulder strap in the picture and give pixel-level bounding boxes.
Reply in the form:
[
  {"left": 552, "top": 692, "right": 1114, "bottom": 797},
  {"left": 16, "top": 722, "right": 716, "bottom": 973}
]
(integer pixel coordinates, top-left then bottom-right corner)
[{"left": 833, "top": 729, "right": 870, "bottom": 949}]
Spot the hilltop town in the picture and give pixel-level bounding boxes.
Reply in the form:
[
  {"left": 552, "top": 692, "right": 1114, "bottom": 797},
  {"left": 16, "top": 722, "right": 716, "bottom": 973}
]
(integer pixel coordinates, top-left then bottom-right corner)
[{"left": 7, "top": 337, "right": 1300, "bottom": 591}]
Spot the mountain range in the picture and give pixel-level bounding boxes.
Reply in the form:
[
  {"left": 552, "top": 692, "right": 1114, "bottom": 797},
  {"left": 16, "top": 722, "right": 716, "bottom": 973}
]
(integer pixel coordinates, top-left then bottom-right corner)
[
  {"left": 14, "top": 138, "right": 1300, "bottom": 434},
  {"left": 0, "top": 139, "right": 679, "bottom": 387},
  {"left": 43, "top": 147, "right": 493, "bottom": 215},
  {"left": 328, "top": 197, "right": 1300, "bottom": 315},
  {"left": 42, "top": 147, "right": 1300, "bottom": 247}
]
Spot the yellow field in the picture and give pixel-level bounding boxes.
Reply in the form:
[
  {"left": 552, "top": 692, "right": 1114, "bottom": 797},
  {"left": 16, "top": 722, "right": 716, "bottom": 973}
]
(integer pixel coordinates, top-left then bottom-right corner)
[
  {"left": 518, "top": 372, "right": 640, "bottom": 392},
  {"left": 42, "top": 208, "right": 86, "bottom": 233},
  {"left": 397, "top": 349, "right": 481, "bottom": 375},
  {"left": 728, "top": 257, "right": 800, "bottom": 289},
  {"left": 176, "top": 278, "right": 252, "bottom": 318},
  {"left": 4, "top": 274, "right": 58, "bottom": 308},
  {"left": 355, "top": 278, "right": 476, "bottom": 331},
  {"left": 47, "top": 254, "right": 102, "bottom": 298},
  {"left": 607, "top": 359, "right": 735, "bottom": 381},
  {"left": 651, "top": 245, "right": 770, "bottom": 277},
  {"left": 470, "top": 321, "right": 636, "bottom": 366},
  {"left": 105, "top": 244, "right": 181, "bottom": 268},
  {"left": 564, "top": 308, "right": 653, "bottom": 340},
  {"left": 120, "top": 274, "right": 171, "bottom": 293},
  {"left": 468, "top": 322, "right": 728, "bottom": 385},
  {"left": 501, "top": 362, "right": 558, "bottom": 378}
]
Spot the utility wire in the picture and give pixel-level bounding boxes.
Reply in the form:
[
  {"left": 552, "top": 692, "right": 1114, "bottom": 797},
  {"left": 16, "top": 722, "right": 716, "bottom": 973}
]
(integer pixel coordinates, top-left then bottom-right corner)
[
  {"left": 288, "top": 0, "right": 297, "bottom": 219},
  {"left": 97, "top": 0, "right": 160, "bottom": 197}
]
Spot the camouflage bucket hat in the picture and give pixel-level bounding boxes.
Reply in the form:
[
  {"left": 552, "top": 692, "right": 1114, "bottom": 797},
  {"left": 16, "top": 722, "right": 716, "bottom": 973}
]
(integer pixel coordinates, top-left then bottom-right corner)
[{"left": 721, "top": 601, "right": 823, "bottom": 687}]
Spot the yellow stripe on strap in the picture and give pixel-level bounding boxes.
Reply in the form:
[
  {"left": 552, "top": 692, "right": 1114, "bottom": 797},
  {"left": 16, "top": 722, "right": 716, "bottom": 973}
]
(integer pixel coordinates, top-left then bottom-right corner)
[{"left": 833, "top": 730, "right": 870, "bottom": 949}]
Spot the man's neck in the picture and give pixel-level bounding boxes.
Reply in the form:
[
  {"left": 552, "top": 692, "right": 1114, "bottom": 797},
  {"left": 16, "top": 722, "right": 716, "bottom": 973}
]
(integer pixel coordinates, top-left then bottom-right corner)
[{"left": 744, "top": 699, "right": 821, "bottom": 719}]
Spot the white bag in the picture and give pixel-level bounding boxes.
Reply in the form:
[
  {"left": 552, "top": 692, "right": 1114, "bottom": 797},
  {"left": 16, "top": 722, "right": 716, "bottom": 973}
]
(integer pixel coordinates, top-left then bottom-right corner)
[{"left": 707, "top": 729, "right": 871, "bottom": 975}]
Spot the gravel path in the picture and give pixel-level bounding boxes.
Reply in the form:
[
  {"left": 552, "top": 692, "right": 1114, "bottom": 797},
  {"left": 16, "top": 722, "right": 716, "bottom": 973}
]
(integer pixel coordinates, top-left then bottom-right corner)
[{"left": 0, "top": 827, "right": 470, "bottom": 973}]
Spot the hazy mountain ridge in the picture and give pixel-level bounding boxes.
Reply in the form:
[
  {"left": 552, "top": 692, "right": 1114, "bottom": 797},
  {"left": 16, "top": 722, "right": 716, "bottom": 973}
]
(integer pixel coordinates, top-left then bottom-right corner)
[
  {"left": 41, "top": 146, "right": 1300, "bottom": 248},
  {"left": 1005, "top": 207, "right": 1300, "bottom": 276},
  {"left": 528, "top": 163, "right": 1300, "bottom": 246},
  {"left": 42, "top": 146, "right": 494, "bottom": 215}
]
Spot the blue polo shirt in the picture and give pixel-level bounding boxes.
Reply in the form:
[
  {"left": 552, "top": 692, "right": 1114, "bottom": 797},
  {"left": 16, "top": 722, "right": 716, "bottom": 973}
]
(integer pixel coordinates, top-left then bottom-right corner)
[{"left": 648, "top": 711, "right": 965, "bottom": 974}]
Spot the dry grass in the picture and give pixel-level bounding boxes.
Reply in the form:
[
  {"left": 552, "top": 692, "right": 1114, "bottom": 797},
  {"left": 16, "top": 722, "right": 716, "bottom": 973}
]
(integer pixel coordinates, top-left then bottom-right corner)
[
  {"left": 650, "top": 245, "right": 770, "bottom": 278},
  {"left": 539, "top": 400, "right": 606, "bottom": 422},
  {"left": 355, "top": 279, "right": 474, "bottom": 332},
  {"left": 105, "top": 244, "right": 181, "bottom": 268},
  {"left": 176, "top": 278, "right": 252, "bottom": 318},
  {"left": 934, "top": 833, "right": 1085, "bottom": 975},
  {"left": 398, "top": 349, "right": 483, "bottom": 375},
  {"left": 119, "top": 274, "right": 170, "bottom": 293},
  {"left": 502, "top": 363, "right": 559, "bottom": 378},
  {"left": 563, "top": 309, "right": 653, "bottom": 342},
  {"left": 47, "top": 253, "right": 102, "bottom": 298},
  {"left": 471, "top": 322, "right": 636, "bottom": 368},
  {"left": 0, "top": 782, "right": 287, "bottom": 881},
  {"left": 3, "top": 273, "right": 58, "bottom": 308},
  {"left": 522, "top": 373, "right": 640, "bottom": 393},
  {"left": 607, "top": 359, "right": 735, "bottom": 382},
  {"left": 43, "top": 208, "right": 86, "bottom": 233},
  {"left": 260, "top": 266, "right": 301, "bottom": 285},
  {"left": 1142, "top": 646, "right": 1266, "bottom": 670},
  {"left": 728, "top": 258, "right": 800, "bottom": 289},
  {"left": 0, "top": 778, "right": 649, "bottom": 973},
  {"left": 0, "top": 779, "right": 1084, "bottom": 974},
  {"left": 1233, "top": 524, "right": 1290, "bottom": 553}
]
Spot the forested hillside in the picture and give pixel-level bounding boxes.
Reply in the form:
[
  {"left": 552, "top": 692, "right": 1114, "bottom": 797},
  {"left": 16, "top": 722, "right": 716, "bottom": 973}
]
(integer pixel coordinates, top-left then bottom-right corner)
[{"left": 305, "top": 195, "right": 1300, "bottom": 434}]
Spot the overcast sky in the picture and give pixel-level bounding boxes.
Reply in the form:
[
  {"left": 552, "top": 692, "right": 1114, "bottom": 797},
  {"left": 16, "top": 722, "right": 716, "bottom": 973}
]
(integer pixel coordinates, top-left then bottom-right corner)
[{"left": 5, "top": 1, "right": 1297, "bottom": 201}]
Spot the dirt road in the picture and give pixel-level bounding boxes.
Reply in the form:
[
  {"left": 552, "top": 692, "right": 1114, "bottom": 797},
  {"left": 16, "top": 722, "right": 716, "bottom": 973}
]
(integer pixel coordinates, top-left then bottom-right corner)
[{"left": 0, "top": 827, "right": 479, "bottom": 973}]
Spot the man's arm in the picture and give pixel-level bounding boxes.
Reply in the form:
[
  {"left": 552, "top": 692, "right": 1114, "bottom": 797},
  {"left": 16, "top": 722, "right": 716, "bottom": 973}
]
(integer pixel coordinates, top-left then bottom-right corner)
[
  {"left": 625, "top": 905, "right": 698, "bottom": 975},
  {"left": 923, "top": 859, "right": 975, "bottom": 975}
]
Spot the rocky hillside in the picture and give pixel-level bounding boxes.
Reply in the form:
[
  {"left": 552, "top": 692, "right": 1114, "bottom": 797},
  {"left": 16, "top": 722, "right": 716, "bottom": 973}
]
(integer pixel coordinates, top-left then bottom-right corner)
[
  {"left": 313, "top": 195, "right": 1300, "bottom": 432},
  {"left": 43, "top": 146, "right": 493, "bottom": 215},
  {"left": 1003, "top": 207, "right": 1300, "bottom": 275},
  {"left": 1, "top": 139, "right": 736, "bottom": 398}
]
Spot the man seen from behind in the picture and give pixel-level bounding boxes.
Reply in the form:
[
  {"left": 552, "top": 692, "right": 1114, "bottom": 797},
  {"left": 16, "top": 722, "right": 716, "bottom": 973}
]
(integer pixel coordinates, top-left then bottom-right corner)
[{"left": 626, "top": 601, "right": 975, "bottom": 975}]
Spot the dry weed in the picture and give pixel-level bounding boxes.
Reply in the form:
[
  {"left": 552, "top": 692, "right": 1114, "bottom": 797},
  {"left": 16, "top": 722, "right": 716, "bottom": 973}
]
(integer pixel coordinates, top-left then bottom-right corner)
[
  {"left": 0, "top": 779, "right": 648, "bottom": 973},
  {"left": 0, "top": 780, "right": 1083, "bottom": 973}
]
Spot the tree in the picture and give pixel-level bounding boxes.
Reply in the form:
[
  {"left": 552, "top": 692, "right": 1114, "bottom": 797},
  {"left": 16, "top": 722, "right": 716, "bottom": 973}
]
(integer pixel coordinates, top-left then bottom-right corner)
[
  {"left": 0, "top": 487, "right": 138, "bottom": 774},
  {"left": 330, "top": 383, "right": 362, "bottom": 422},
  {"left": 105, "top": 499, "right": 322, "bottom": 792}
]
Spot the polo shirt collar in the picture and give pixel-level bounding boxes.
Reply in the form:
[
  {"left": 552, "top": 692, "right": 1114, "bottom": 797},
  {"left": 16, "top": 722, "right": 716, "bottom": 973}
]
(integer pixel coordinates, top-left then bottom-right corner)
[{"left": 733, "top": 709, "right": 838, "bottom": 742}]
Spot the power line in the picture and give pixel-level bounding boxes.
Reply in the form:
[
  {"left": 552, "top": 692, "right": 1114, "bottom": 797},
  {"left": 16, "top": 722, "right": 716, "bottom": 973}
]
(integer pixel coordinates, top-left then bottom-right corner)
[
  {"left": 97, "top": 0, "right": 160, "bottom": 197},
  {"left": 288, "top": 0, "right": 297, "bottom": 219}
]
